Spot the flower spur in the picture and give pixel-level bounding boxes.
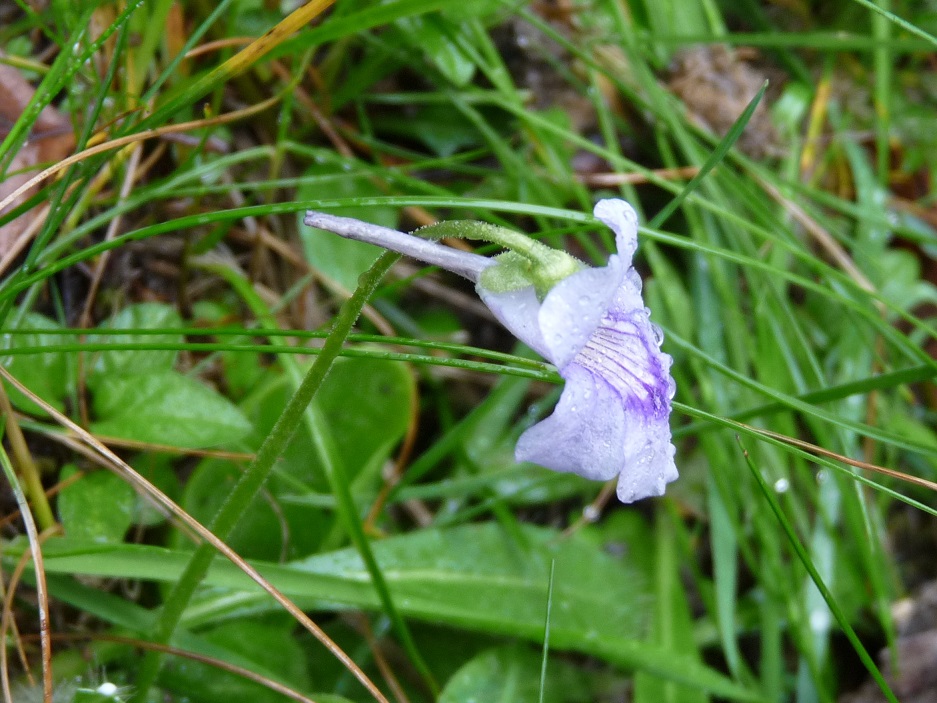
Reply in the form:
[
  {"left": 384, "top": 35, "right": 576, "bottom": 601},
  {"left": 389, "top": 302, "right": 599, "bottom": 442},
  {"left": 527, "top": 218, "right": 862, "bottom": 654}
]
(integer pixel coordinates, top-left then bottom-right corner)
[{"left": 304, "top": 199, "right": 677, "bottom": 502}]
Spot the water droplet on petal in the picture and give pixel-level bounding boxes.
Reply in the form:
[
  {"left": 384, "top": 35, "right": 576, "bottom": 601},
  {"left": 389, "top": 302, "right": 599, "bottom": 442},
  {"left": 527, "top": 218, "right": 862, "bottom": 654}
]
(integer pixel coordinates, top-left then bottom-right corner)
[{"left": 650, "top": 323, "right": 664, "bottom": 346}]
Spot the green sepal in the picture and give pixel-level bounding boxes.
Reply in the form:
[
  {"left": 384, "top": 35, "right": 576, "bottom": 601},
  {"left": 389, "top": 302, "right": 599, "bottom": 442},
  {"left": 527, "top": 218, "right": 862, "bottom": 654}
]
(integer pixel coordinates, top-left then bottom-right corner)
[
  {"left": 478, "top": 251, "right": 536, "bottom": 293},
  {"left": 417, "top": 219, "right": 585, "bottom": 298}
]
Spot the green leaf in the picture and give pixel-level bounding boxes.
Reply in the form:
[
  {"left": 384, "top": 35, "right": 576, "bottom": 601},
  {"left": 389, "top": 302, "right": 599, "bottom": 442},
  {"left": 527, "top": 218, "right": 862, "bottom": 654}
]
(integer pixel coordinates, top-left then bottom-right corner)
[
  {"left": 131, "top": 453, "right": 181, "bottom": 527},
  {"left": 0, "top": 312, "right": 73, "bottom": 414},
  {"left": 57, "top": 465, "right": 135, "bottom": 544},
  {"left": 87, "top": 302, "right": 183, "bottom": 377},
  {"left": 396, "top": 14, "right": 476, "bottom": 86},
  {"left": 878, "top": 249, "right": 937, "bottom": 313},
  {"left": 174, "top": 357, "right": 414, "bottom": 560},
  {"left": 634, "top": 513, "right": 708, "bottom": 703},
  {"left": 242, "top": 357, "right": 414, "bottom": 487},
  {"left": 373, "top": 104, "right": 483, "bottom": 157},
  {"left": 175, "top": 458, "right": 306, "bottom": 560},
  {"left": 297, "top": 164, "right": 399, "bottom": 290},
  {"left": 440, "top": 644, "right": 592, "bottom": 703},
  {"left": 73, "top": 688, "right": 124, "bottom": 703},
  {"left": 29, "top": 525, "right": 760, "bottom": 700},
  {"left": 314, "top": 356, "right": 414, "bottom": 480},
  {"left": 91, "top": 370, "right": 252, "bottom": 449}
]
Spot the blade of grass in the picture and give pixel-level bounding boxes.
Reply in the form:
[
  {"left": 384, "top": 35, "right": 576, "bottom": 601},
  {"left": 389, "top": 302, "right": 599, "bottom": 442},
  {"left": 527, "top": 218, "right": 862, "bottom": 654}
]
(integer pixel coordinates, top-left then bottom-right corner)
[
  {"left": 739, "top": 437, "right": 898, "bottom": 703},
  {"left": 849, "top": 0, "right": 937, "bottom": 48},
  {"left": 648, "top": 82, "right": 767, "bottom": 230}
]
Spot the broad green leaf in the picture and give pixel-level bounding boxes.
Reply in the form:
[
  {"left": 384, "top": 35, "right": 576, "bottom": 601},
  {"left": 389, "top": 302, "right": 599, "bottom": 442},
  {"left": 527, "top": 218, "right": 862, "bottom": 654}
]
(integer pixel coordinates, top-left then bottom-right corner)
[
  {"left": 174, "top": 457, "right": 315, "bottom": 560},
  {"left": 87, "top": 302, "right": 183, "bottom": 378},
  {"left": 91, "top": 370, "right": 252, "bottom": 449},
  {"left": 879, "top": 249, "right": 937, "bottom": 313},
  {"left": 314, "top": 356, "right": 414, "bottom": 480},
  {"left": 25, "top": 525, "right": 762, "bottom": 700},
  {"left": 0, "top": 311, "right": 73, "bottom": 414},
  {"left": 241, "top": 357, "right": 414, "bottom": 487},
  {"left": 57, "top": 465, "right": 134, "bottom": 544},
  {"left": 175, "top": 357, "right": 414, "bottom": 559},
  {"left": 440, "top": 644, "right": 592, "bottom": 703},
  {"left": 131, "top": 453, "right": 181, "bottom": 527},
  {"left": 297, "top": 164, "right": 398, "bottom": 290}
]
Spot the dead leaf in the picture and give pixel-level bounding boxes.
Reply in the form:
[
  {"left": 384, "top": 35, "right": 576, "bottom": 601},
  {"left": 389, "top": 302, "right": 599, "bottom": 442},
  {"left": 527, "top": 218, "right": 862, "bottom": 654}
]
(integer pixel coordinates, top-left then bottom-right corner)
[
  {"left": 668, "top": 45, "right": 780, "bottom": 158},
  {"left": 0, "top": 61, "right": 75, "bottom": 257}
]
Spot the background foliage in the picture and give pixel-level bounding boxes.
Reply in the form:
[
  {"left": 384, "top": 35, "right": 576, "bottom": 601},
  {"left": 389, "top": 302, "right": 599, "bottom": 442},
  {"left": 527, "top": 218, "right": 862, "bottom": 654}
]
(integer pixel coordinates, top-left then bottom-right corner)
[{"left": 1, "top": 0, "right": 936, "bottom": 702}]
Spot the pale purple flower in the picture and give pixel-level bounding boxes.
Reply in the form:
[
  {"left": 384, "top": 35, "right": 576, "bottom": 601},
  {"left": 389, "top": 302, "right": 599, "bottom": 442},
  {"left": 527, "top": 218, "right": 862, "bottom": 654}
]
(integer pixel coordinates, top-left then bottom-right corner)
[{"left": 304, "top": 199, "right": 677, "bottom": 502}]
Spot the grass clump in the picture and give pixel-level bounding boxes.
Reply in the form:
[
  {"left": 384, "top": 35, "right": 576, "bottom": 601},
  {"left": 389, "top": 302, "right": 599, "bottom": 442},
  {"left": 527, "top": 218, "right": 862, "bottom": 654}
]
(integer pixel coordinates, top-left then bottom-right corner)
[{"left": 1, "top": 1, "right": 936, "bottom": 702}]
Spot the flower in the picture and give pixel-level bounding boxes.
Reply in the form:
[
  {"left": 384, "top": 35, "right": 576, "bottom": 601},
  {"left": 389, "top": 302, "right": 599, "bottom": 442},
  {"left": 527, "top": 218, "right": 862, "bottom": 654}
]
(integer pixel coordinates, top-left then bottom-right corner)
[
  {"left": 304, "top": 199, "right": 677, "bottom": 502},
  {"left": 477, "top": 200, "right": 677, "bottom": 502}
]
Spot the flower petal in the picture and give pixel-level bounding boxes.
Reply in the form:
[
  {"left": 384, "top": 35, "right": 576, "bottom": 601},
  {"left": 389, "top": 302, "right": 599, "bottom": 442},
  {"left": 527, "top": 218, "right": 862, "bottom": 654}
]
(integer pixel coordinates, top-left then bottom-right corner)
[
  {"left": 537, "top": 261, "right": 624, "bottom": 369},
  {"left": 515, "top": 364, "right": 624, "bottom": 482},
  {"left": 476, "top": 285, "right": 551, "bottom": 360},
  {"left": 518, "top": 302, "right": 677, "bottom": 502},
  {"left": 615, "top": 412, "right": 678, "bottom": 503},
  {"left": 593, "top": 198, "right": 639, "bottom": 265}
]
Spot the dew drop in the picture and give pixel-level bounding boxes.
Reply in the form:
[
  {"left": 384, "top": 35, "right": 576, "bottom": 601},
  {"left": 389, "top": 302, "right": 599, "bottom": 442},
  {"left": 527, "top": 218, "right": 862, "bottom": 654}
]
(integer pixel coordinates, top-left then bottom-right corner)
[
  {"left": 773, "top": 478, "right": 790, "bottom": 494},
  {"left": 97, "top": 683, "right": 119, "bottom": 698},
  {"left": 810, "top": 609, "right": 831, "bottom": 632},
  {"left": 650, "top": 323, "right": 664, "bottom": 346}
]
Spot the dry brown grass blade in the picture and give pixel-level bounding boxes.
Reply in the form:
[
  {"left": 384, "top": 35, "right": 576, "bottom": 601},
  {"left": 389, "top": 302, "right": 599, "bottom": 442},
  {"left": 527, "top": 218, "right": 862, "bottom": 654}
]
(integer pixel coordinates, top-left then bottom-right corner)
[
  {"left": 0, "top": 365, "right": 391, "bottom": 703},
  {"left": 199, "top": 0, "right": 336, "bottom": 84},
  {"left": 577, "top": 166, "right": 701, "bottom": 186},
  {"left": 0, "top": 93, "right": 281, "bottom": 218},
  {"left": 0, "top": 510, "right": 57, "bottom": 703},
  {"left": 759, "top": 177, "right": 878, "bottom": 296},
  {"left": 743, "top": 422, "right": 937, "bottom": 493}
]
